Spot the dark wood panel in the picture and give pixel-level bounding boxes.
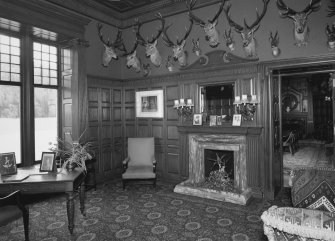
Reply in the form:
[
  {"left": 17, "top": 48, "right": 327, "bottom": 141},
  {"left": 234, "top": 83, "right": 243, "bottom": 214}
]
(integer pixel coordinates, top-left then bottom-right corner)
[
  {"left": 101, "top": 88, "right": 111, "bottom": 103},
  {"left": 113, "top": 107, "right": 121, "bottom": 121},
  {"left": 125, "top": 124, "right": 136, "bottom": 137},
  {"left": 88, "top": 107, "right": 98, "bottom": 122},
  {"left": 167, "top": 125, "right": 179, "bottom": 140},
  {"left": 113, "top": 89, "right": 121, "bottom": 104},
  {"left": 102, "top": 107, "right": 111, "bottom": 121},
  {"left": 125, "top": 89, "right": 135, "bottom": 103},
  {"left": 166, "top": 85, "right": 179, "bottom": 100},
  {"left": 113, "top": 146, "right": 123, "bottom": 173},
  {"left": 152, "top": 125, "right": 163, "bottom": 139},
  {"left": 101, "top": 125, "right": 112, "bottom": 143},
  {"left": 88, "top": 126, "right": 99, "bottom": 142},
  {"left": 138, "top": 124, "right": 150, "bottom": 137},
  {"left": 88, "top": 87, "right": 98, "bottom": 102},
  {"left": 166, "top": 153, "right": 179, "bottom": 175},
  {"left": 167, "top": 105, "right": 178, "bottom": 121},
  {"left": 247, "top": 135, "right": 260, "bottom": 187},
  {"left": 101, "top": 147, "right": 112, "bottom": 171},
  {"left": 125, "top": 107, "right": 135, "bottom": 120}
]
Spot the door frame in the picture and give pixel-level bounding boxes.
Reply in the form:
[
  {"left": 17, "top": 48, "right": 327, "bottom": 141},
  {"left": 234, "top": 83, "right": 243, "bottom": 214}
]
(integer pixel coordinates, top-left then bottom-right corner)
[{"left": 261, "top": 55, "right": 335, "bottom": 199}]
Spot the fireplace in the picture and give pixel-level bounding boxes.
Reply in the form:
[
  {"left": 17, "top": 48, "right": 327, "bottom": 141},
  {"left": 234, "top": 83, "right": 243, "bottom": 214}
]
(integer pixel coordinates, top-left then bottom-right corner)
[{"left": 174, "top": 133, "right": 252, "bottom": 205}]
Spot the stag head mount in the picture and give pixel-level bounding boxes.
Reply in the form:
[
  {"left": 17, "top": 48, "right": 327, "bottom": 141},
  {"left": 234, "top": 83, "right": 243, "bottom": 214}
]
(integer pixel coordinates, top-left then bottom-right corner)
[
  {"left": 187, "top": 0, "right": 227, "bottom": 48},
  {"left": 223, "top": 28, "right": 235, "bottom": 51},
  {"left": 224, "top": 0, "right": 270, "bottom": 58},
  {"left": 269, "top": 31, "right": 280, "bottom": 57},
  {"left": 161, "top": 19, "right": 193, "bottom": 67},
  {"left": 96, "top": 23, "right": 123, "bottom": 67},
  {"left": 119, "top": 40, "right": 142, "bottom": 73},
  {"left": 276, "top": 0, "right": 321, "bottom": 47},
  {"left": 326, "top": 23, "right": 335, "bottom": 50},
  {"left": 192, "top": 38, "right": 202, "bottom": 56},
  {"left": 134, "top": 13, "right": 165, "bottom": 67}
]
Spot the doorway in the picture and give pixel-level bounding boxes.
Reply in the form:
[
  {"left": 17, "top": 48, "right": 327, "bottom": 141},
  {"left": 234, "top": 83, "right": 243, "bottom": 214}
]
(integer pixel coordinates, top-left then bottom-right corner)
[{"left": 272, "top": 64, "right": 335, "bottom": 188}]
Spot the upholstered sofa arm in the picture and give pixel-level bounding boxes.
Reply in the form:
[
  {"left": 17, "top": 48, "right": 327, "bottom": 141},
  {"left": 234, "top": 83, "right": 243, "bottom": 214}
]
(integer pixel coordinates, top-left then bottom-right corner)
[{"left": 261, "top": 206, "right": 335, "bottom": 241}]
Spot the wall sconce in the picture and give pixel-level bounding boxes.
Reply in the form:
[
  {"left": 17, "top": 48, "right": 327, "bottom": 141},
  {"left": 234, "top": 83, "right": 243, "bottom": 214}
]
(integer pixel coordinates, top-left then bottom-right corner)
[
  {"left": 233, "top": 94, "right": 259, "bottom": 121},
  {"left": 174, "top": 98, "right": 194, "bottom": 119}
]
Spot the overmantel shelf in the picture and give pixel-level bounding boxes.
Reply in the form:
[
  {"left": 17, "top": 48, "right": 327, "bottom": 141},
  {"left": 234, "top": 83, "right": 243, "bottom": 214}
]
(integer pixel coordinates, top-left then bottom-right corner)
[{"left": 177, "top": 125, "right": 263, "bottom": 135}]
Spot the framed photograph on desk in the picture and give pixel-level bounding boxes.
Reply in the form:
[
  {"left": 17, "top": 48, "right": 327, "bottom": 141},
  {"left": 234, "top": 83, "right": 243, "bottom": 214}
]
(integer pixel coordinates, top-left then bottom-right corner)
[
  {"left": 232, "top": 114, "right": 242, "bottom": 126},
  {"left": 0, "top": 152, "right": 17, "bottom": 175},
  {"left": 40, "top": 152, "right": 56, "bottom": 172}
]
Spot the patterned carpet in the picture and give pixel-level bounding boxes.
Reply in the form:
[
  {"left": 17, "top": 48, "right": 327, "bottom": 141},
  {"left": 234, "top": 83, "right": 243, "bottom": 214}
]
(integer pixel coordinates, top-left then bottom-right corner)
[{"left": 0, "top": 181, "right": 292, "bottom": 241}]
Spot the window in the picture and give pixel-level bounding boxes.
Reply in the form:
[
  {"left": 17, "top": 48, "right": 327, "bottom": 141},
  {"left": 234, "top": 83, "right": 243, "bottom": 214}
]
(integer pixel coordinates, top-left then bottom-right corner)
[
  {"left": 0, "top": 34, "right": 21, "bottom": 163},
  {"left": 33, "top": 42, "right": 58, "bottom": 161},
  {"left": 0, "top": 29, "right": 60, "bottom": 165}
]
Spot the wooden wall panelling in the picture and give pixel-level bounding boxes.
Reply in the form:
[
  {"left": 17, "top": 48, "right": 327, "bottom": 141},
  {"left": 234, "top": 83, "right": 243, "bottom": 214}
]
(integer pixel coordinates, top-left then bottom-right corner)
[
  {"left": 112, "top": 88, "right": 123, "bottom": 175},
  {"left": 246, "top": 134, "right": 262, "bottom": 198},
  {"left": 152, "top": 123, "right": 164, "bottom": 177}
]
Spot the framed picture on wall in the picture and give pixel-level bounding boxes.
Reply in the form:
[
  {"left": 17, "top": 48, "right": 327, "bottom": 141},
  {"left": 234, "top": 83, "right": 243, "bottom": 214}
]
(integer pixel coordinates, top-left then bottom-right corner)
[
  {"left": 0, "top": 152, "right": 17, "bottom": 175},
  {"left": 40, "top": 152, "right": 57, "bottom": 172},
  {"left": 193, "top": 114, "right": 202, "bottom": 125},
  {"left": 135, "top": 90, "right": 164, "bottom": 118},
  {"left": 232, "top": 114, "right": 242, "bottom": 126}
]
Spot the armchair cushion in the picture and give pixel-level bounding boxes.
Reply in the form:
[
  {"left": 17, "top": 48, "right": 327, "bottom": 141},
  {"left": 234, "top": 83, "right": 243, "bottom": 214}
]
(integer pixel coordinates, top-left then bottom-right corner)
[
  {"left": 261, "top": 206, "right": 335, "bottom": 241},
  {"left": 122, "top": 166, "right": 156, "bottom": 179},
  {"left": 291, "top": 168, "right": 335, "bottom": 212},
  {"left": 127, "top": 137, "right": 154, "bottom": 166}
]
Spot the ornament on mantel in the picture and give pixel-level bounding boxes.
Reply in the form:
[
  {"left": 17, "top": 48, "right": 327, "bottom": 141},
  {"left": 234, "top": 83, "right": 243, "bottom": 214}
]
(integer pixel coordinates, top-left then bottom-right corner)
[
  {"left": 165, "top": 55, "right": 174, "bottom": 72},
  {"left": 192, "top": 38, "right": 202, "bottom": 56}
]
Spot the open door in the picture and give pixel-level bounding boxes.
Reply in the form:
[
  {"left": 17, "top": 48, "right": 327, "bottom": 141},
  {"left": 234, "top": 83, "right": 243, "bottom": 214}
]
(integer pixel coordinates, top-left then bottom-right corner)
[{"left": 271, "top": 74, "right": 283, "bottom": 191}]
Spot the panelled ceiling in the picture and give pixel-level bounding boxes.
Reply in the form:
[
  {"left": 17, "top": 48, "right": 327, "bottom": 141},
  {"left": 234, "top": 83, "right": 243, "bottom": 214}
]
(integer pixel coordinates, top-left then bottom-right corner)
[{"left": 91, "top": 0, "right": 165, "bottom": 14}]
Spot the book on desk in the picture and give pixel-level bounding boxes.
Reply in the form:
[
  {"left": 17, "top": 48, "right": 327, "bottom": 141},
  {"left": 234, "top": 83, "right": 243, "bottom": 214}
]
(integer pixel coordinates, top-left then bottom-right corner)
[{"left": 2, "top": 174, "right": 30, "bottom": 182}]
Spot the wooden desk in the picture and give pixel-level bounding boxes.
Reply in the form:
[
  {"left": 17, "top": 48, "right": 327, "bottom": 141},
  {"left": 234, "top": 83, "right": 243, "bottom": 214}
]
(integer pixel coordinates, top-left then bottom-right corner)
[{"left": 0, "top": 165, "right": 86, "bottom": 234}]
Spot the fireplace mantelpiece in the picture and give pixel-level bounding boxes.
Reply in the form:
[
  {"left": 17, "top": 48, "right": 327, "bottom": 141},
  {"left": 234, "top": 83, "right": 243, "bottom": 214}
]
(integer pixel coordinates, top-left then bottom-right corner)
[{"left": 176, "top": 125, "right": 263, "bottom": 201}]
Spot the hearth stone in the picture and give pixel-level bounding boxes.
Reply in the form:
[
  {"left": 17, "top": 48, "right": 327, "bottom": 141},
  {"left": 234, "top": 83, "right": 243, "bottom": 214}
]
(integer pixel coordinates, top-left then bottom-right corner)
[{"left": 174, "top": 181, "right": 252, "bottom": 205}]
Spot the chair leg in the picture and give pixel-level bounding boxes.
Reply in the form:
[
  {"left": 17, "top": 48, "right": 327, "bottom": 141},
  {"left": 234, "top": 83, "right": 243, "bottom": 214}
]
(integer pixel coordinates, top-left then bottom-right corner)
[
  {"left": 22, "top": 209, "right": 29, "bottom": 241},
  {"left": 122, "top": 179, "right": 126, "bottom": 190}
]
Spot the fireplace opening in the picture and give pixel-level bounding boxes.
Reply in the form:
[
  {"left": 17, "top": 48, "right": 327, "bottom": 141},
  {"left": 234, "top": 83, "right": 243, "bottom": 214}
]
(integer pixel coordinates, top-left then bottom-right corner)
[{"left": 204, "top": 149, "right": 234, "bottom": 180}]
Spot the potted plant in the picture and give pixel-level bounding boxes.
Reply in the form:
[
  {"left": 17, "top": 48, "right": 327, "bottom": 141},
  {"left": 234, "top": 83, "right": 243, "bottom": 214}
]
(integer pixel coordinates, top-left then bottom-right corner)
[{"left": 49, "top": 132, "right": 93, "bottom": 173}]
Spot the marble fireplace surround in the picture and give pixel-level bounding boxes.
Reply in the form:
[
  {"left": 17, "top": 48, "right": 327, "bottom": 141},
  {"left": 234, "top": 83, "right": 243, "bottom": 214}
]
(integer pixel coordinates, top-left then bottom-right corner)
[{"left": 174, "top": 133, "right": 252, "bottom": 205}]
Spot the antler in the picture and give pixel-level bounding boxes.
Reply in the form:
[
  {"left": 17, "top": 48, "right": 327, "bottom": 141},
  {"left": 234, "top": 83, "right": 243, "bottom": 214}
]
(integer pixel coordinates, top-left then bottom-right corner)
[
  {"left": 187, "top": 0, "right": 206, "bottom": 26},
  {"left": 276, "top": 0, "right": 297, "bottom": 18},
  {"left": 162, "top": 24, "right": 176, "bottom": 47},
  {"left": 244, "top": 0, "right": 269, "bottom": 30},
  {"left": 328, "top": 0, "right": 335, "bottom": 17},
  {"left": 224, "top": 28, "right": 232, "bottom": 39},
  {"left": 209, "top": 0, "right": 226, "bottom": 24},
  {"left": 269, "top": 31, "right": 279, "bottom": 46},
  {"left": 134, "top": 13, "right": 165, "bottom": 45},
  {"left": 97, "top": 23, "right": 123, "bottom": 47},
  {"left": 119, "top": 40, "right": 139, "bottom": 57},
  {"left": 176, "top": 19, "right": 194, "bottom": 45},
  {"left": 302, "top": 0, "right": 321, "bottom": 16},
  {"left": 224, "top": 3, "right": 244, "bottom": 33}
]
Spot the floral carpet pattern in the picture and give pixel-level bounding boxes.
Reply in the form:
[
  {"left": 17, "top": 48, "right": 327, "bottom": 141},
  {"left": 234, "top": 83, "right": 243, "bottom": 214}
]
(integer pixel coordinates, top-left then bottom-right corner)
[{"left": 0, "top": 181, "right": 291, "bottom": 241}]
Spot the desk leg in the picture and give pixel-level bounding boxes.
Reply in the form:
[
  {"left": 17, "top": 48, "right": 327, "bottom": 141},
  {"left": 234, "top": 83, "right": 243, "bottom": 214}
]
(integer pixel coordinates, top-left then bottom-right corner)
[
  {"left": 66, "top": 192, "right": 75, "bottom": 234},
  {"left": 79, "top": 182, "right": 86, "bottom": 216}
]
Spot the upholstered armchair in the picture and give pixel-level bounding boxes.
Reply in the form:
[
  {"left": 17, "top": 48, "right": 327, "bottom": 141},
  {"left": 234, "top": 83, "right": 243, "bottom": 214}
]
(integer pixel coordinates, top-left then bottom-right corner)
[
  {"left": 261, "top": 167, "right": 335, "bottom": 241},
  {"left": 122, "top": 137, "right": 157, "bottom": 190},
  {"left": 0, "top": 190, "right": 29, "bottom": 241}
]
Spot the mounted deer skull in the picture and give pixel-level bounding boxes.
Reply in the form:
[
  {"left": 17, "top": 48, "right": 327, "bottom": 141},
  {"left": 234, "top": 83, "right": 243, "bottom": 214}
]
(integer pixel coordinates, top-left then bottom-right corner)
[
  {"left": 224, "top": 0, "right": 269, "bottom": 57},
  {"left": 119, "top": 40, "right": 142, "bottom": 73},
  {"left": 223, "top": 28, "right": 235, "bottom": 51},
  {"left": 135, "top": 13, "right": 165, "bottom": 67},
  {"left": 162, "top": 19, "right": 193, "bottom": 67},
  {"left": 96, "top": 23, "right": 123, "bottom": 67},
  {"left": 276, "top": 0, "right": 321, "bottom": 47},
  {"left": 192, "top": 38, "right": 202, "bottom": 56},
  {"left": 166, "top": 55, "right": 174, "bottom": 72},
  {"left": 326, "top": 23, "right": 335, "bottom": 50},
  {"left": 269, "top": 31, "right": 280, "bottom": 57},
  {"left": 187, "top": 0, "right": 226, "bottom": 48}
]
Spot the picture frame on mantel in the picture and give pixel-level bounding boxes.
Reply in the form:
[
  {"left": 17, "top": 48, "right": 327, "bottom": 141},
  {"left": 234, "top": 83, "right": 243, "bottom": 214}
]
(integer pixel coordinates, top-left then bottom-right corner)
[
  {"left": 135, "top": 90, "right": 164, "bottom": 118},
  {"left": 232, "top": 114, "right": 242, "bottom": 126},
  {"left": 193, "top": 114, "right": 202, "bottom": 125}
]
